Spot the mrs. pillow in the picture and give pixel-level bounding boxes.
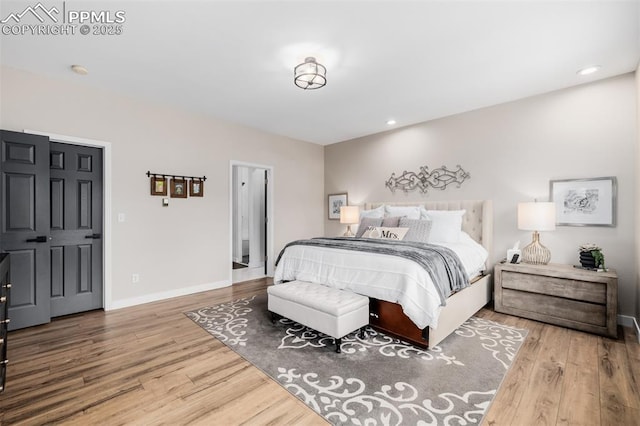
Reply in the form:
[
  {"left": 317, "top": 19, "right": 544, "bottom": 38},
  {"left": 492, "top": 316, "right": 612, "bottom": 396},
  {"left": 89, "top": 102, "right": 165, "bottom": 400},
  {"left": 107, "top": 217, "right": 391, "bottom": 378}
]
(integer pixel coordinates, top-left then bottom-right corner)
[{"left": 362, "top": 227, "right": 409, "bottom": 240}]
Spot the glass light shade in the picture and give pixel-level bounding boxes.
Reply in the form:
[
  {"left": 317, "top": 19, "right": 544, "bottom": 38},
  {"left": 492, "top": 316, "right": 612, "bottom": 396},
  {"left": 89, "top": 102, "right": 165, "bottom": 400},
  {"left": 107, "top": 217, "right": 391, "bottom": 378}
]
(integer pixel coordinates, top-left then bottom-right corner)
[
  {"left": 517, "top": 202, "right": 556, "bottom": 231},
  {"left": 294, "top": 57, "right": 327, "bottom": 90},
  {"left": 340, "top": 206, "right": 360, "bottom": 225}
]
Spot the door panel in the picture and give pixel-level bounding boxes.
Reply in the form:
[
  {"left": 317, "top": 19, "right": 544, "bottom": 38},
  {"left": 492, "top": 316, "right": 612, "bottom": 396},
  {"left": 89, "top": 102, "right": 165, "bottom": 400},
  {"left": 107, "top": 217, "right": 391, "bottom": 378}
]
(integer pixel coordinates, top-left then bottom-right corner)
[
  {"left": 49, "top": 142, "right": 102, "bottom": 317},
  {"left": 0, "top": 130, "right": 51, "bottom": 330},
  {"left": 5, "top": 173, "right": 36, "bottom": 231}
]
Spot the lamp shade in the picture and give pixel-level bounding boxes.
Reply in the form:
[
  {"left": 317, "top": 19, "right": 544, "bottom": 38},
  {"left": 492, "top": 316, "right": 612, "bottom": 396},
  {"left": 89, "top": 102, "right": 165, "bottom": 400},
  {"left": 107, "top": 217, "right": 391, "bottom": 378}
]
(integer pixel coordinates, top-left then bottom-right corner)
[
  {"left": 340, "top": 206, "right": 360, "bottom": 225},
  {"left": 517, "top": 202, "right": 556, "bottom": 231}
]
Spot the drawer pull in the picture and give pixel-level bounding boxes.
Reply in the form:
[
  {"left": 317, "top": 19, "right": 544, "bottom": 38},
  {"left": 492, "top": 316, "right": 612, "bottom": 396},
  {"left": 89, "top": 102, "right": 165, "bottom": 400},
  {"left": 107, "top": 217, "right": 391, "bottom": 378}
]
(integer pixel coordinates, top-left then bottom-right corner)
[
  {"left": 0, "top": 337, "right": 3, "bottom": 345},
  {"left": 0, "top": 319, "right": 9, "bottom": 325},
  {"left": 0, "top": 359, "right": 7, "bottom": 365},
  {"left": 369, "top": 312, "right": 379, "bottom": 319},
  {"left": 3, "top": 283, "right": 10, "bottom": 289},
  {"left": 0, "top": 296, "right": 5, "bottom": 303}
]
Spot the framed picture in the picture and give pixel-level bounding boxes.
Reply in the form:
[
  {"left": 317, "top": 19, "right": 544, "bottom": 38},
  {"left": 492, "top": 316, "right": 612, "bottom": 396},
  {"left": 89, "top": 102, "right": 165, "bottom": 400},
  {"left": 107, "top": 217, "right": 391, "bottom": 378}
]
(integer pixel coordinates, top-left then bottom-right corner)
[
  {"left": 549, "top": 176, "right": 617, "bottom": 227},
  {"left": 190, "top": 179, "right": 204, "bottom": 197},
  {"left": 170, "top": 178, "right": 188, "bottom": 198},
  {"left": 328, "top": 193, "right": 348, "bottom": 220},
  {"left": 150, "top": 176, "right": 167, "bottom": 196}
]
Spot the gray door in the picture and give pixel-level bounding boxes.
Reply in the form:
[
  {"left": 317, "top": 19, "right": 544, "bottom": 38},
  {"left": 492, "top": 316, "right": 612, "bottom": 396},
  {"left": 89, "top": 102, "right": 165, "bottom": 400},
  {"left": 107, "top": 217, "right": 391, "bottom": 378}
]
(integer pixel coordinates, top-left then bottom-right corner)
[
  {"left": 0, "top": 130, "right": 51, "bottom": 330},
  {"left": 49, "top": 142, "right": 103, "bottom": 317}
]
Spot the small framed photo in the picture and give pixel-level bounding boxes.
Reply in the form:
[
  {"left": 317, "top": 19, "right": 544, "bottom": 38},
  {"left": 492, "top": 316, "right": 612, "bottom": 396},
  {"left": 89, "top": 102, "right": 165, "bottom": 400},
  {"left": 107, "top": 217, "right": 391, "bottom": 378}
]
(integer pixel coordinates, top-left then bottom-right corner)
[
  {"left": 550, "top": 176, "right": 617, "bottom": 227},
  {"left": 170, "top": 178, "right": 188, "bottom": 198},
  {"left": 328, "top": 193, "right": 348, "bottom": 220},
  {"left": 150, "top": 176, "right": 167, "bottom": 196},
  {"left": 190, "top": 179, "right": 204, "bottom": 197}
]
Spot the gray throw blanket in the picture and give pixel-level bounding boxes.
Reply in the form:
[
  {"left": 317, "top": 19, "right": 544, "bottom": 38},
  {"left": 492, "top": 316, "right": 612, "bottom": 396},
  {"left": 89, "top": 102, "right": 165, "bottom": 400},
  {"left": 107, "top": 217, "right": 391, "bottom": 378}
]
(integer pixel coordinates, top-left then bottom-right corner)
[{"left": 275, "top": 237, "right": 469, "bottom": 306}]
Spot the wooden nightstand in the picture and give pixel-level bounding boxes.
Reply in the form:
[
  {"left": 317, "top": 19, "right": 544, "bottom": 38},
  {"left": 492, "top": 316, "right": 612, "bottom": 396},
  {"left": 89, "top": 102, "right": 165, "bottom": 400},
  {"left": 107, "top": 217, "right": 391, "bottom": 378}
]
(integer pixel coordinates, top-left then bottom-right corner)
[{"left": 494, "top": 262, "right": 617, "bottom": 338}]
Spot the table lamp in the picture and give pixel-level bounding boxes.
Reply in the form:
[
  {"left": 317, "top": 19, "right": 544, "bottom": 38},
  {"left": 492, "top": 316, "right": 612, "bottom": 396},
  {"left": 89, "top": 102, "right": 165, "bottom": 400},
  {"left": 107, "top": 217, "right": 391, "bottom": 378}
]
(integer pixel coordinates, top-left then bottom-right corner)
[
  {"left": 517, "top": 201, "right": 556, "bottom": 264},
  {"left": 340, "top": 206, "right": 360, "bottom": 237}
]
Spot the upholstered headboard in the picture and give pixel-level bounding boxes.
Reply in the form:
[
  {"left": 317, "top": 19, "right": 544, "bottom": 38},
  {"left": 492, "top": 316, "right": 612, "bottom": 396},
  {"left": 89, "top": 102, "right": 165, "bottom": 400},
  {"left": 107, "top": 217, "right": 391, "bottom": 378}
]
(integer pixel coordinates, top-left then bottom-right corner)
[{"left": 364, "top": 200, "right": 493, "bottom": 256}]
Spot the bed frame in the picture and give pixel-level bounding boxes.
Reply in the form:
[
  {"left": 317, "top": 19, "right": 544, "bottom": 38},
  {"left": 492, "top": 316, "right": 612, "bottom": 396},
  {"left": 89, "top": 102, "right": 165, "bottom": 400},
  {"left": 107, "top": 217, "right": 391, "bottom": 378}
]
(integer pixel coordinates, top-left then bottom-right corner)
[{"left": 364, "top": 200, "right": 493, "bottom": 348}]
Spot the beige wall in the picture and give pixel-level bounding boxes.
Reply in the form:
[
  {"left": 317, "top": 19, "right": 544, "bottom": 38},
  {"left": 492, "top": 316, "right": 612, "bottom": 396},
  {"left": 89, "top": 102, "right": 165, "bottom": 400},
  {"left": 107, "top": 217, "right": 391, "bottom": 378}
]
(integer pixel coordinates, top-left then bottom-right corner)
[
  {"left": 325, "top": 73, "right": 637, "bottom": 317},
  {"left": 0, "top": 66, "right": 324, "bottom": 306}
]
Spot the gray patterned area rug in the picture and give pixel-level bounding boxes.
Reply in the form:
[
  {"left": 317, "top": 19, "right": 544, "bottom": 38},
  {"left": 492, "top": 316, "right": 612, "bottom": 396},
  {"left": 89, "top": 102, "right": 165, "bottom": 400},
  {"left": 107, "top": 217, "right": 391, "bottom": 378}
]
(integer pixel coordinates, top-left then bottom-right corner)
[{"left": 185, "top": 294, "right": 526, "bottom": 425}]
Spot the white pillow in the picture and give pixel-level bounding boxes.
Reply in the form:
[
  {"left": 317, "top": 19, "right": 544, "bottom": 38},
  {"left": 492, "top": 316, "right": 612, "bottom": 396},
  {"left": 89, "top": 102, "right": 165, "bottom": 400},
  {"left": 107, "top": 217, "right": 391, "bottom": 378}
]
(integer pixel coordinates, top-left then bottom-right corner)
[
  {"left": 362, "top": 227, "right": 409, "bottom": 240},
  {"left": 384, "top": 205, "right": 421, "bottom": 219},
  {"left": 360, "top": 205, "right": 385, "bottom": 219},
  {"left": 422, "top": 210, "right": 466, "bottom": 243}
]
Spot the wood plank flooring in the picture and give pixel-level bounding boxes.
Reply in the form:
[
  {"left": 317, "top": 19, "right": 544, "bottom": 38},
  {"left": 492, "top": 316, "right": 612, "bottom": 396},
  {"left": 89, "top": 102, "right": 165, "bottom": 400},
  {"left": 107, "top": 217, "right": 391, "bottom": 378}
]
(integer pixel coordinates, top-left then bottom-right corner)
[{"left": 1, "top": 278, "right": 638, "bottom": 425}]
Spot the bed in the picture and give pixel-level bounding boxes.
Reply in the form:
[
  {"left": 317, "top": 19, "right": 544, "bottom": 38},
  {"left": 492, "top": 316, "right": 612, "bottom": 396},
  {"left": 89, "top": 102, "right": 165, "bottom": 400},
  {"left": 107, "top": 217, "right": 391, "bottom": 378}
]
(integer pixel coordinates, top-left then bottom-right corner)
[{"left": 274, "top": 200, "right": 493, "bottom": 349}]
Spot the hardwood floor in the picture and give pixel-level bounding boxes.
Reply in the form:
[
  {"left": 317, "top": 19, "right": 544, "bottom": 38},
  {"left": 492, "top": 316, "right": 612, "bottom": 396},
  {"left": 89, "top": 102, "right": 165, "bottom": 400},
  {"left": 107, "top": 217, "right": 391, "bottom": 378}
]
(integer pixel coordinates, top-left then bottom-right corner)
[{"left": 1, "top": 278, "right": 638, "bottom": 425}]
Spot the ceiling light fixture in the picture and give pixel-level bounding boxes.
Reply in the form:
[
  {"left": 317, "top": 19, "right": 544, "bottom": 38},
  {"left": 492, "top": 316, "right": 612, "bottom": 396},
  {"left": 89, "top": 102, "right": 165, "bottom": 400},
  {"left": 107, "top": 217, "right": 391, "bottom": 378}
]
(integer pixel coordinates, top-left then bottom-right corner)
[
  {"left": 386, "top": 119, "right": 397, "bottom": 125},
  {"left": 577, "top": 65, "right": 600, "bottom": 76},
  {"left": 71, "top": 64, "right": 88, "bottom": 75},
  {"left": 294, "top": 57, "right": 326, "bottom": 90}
]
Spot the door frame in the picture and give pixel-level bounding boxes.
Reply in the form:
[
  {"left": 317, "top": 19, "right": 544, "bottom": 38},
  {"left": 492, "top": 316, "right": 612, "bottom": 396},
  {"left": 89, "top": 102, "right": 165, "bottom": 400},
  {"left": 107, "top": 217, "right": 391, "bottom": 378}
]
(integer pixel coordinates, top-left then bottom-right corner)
[
  {"left": 229, "top": 160, "right": 274, "bottom": 281},
  {"left": 25, "top": 129, "right": 113, "bottom": 310}
]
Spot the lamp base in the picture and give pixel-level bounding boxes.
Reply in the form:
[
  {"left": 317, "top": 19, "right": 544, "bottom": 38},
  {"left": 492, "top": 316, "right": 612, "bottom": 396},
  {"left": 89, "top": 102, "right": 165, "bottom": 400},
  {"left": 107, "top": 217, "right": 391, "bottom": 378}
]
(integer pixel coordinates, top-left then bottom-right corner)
[
  {"left": 343, "top": 225, "right": 354, "bottom": 237},
  {"left": 522, "top": 231, "right": 551, "bottom": 265}
]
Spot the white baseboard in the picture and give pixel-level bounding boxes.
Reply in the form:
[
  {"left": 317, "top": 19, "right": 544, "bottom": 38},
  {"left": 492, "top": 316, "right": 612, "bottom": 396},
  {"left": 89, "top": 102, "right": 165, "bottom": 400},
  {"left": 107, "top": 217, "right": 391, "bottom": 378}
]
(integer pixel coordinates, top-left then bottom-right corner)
[
  {"left": 107, "top": 279, "right": 231, "bottom": 311},
  {"left": 617, "top": 314, "right": 640, "bottom": 343}
]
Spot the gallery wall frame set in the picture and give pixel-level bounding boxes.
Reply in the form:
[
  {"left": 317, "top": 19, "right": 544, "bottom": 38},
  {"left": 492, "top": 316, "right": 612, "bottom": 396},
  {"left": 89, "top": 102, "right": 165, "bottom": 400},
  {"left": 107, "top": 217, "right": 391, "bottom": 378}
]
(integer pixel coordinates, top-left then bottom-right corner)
[
  {"left": 147, "top": 171, "right": 206, "bottom": 198},
  {"left": 549, "top": 176, "right": 616, "bottom": 227}
]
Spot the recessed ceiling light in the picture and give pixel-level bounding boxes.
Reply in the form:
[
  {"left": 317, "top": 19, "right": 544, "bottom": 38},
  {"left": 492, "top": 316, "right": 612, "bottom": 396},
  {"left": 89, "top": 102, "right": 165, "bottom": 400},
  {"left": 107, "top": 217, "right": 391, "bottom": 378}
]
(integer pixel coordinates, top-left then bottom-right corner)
[
  {"left": 386, "top": 119, "right": 397, "bottom": 125},
  {"left": 71, "top": 64, "right": 88, "bottom": 75},
  {"left": 577, "top": 65, "right": 600, "bottom": 76}
]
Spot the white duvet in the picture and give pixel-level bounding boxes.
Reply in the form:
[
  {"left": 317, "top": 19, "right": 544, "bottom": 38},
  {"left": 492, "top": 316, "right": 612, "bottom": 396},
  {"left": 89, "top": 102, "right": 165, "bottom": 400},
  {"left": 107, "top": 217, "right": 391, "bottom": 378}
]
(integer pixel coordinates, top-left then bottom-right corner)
[{"left": 273, "top": 232, "right": 488, "bottom": 330}]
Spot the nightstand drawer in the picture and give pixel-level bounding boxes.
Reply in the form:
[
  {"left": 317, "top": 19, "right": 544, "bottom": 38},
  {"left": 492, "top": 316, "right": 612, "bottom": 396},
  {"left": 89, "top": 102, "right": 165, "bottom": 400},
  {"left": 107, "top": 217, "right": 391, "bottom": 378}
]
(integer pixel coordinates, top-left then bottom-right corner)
[
  {"left": 502, "top": 289, "right": 606, "bottom": 326},
  {"left": 501, "top": 270, "right": 606, "bottom": 304}
]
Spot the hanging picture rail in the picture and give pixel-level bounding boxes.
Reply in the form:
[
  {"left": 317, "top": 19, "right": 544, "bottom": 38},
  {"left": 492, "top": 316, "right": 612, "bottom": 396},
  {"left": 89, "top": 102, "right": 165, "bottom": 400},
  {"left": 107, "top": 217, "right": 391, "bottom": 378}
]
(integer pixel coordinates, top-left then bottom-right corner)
[
  {"left": 146, "top": 171, "right": 206, "bottom": 198},
  {"left": 385, "top": 165, "right": 470, "bottom": 194}
]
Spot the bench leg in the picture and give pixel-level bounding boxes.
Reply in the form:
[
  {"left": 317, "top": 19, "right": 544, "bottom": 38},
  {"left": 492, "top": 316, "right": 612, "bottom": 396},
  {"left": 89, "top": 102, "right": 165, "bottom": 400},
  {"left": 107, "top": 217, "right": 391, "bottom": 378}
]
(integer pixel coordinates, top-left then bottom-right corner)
[
  {"left": 335, "top": 338, "right": 341, "bottom": 353},
  {"left": 358, "top": 327, "right": 366, "bottom": 339},
  {"left": 269, "top": 311, "right": 279, "bottom": 324}
]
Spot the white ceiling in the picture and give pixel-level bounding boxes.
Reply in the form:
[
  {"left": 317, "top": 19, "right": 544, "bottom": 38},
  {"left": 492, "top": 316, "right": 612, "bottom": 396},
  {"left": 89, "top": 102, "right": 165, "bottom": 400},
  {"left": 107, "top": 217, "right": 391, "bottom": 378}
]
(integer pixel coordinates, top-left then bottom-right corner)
[{"left": 1, "top": 1, "right": 639, "bottom": 145}]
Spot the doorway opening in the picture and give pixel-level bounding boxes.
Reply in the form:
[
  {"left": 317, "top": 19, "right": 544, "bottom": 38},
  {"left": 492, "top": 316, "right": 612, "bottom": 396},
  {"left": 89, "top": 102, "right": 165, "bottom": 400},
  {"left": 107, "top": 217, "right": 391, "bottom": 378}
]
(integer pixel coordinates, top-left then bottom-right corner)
[{"left": 230, "top": 162, "right": 273, "bottom": 284}]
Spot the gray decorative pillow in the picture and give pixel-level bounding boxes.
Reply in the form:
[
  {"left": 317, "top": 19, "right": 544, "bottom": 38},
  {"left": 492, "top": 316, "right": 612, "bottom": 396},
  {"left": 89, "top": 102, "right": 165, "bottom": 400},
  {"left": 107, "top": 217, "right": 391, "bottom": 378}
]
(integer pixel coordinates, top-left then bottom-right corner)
[
  {"left": 399, "top": 218, "right": 433, "bottom": 243},
  {"left": 381, "top": 216, "right": 401, "bottom": 227},
  {"left": 356, "top": 217, "right": 383, "bottom": 238}
]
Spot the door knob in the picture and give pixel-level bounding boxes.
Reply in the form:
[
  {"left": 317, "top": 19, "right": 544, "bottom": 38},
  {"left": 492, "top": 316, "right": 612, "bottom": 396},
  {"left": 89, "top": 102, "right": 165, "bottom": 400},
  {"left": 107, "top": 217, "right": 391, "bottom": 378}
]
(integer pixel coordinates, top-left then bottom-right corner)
[{"left": 85, "top": 233, "right": 101, "bottom": 239}]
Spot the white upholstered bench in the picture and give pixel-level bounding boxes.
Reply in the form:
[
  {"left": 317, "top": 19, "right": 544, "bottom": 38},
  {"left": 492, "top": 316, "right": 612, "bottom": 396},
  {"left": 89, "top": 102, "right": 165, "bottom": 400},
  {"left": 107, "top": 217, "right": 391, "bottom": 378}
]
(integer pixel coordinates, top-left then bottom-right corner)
[{"left": 267, "top": 281, "right": 369, "bottom": 353}]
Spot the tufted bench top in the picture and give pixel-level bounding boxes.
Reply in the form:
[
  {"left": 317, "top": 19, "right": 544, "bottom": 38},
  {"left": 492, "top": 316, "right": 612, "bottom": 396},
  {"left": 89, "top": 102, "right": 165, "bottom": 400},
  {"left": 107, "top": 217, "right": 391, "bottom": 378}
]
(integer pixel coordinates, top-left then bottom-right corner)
[{"left": 268, "top": 281, "right": 368, "bottom": 317}]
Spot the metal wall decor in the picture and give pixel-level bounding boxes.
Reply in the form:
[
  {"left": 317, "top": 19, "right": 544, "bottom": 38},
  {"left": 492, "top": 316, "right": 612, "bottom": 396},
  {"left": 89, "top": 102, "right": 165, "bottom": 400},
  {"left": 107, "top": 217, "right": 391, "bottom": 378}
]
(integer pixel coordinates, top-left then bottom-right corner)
[{"left": 385, "top": 165, "right": 470, "bottom": 194}]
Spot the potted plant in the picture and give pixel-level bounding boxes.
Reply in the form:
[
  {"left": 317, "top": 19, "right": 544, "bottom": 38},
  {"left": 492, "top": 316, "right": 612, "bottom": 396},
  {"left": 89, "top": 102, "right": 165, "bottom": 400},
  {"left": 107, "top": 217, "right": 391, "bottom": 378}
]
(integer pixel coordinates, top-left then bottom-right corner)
[{"left": 579, "top": 243, "right": 605, "bottom": 269}]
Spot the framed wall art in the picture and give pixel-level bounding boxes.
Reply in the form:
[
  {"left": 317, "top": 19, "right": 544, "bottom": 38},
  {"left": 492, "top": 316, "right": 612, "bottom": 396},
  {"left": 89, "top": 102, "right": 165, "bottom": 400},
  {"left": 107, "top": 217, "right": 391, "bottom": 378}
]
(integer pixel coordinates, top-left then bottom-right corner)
[
  {"left": 190, "top": 179, "right": 204, "bottom": 197},
  {"left": 150, "top": 176, "right": 167, "bottom": 196},
  {"left": 549, "top": 176, "right": 617, "bottom": 227},
  {"left": 170, "top": 178, "right": 188, "bottom": 198},
  {"left": 328, "top": 193, "right": 348, "bottom": 220}
]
